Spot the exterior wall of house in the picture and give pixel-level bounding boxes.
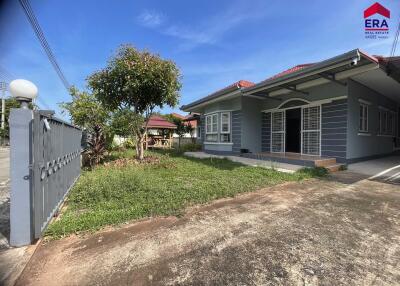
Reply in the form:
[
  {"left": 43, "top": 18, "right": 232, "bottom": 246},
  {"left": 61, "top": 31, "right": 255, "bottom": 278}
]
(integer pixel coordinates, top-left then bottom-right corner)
[
  {"left": 261, "top": 112, "right": 271, "bottom": 152},
  {"left": 321, "top": 98, "right": 348, "bottom": 162},
  {"left": 198, "top": 115, "right": 205, "bottom": 145},
  {"left": 346, "top": 80, "right": 397, "bottom": 161},
  {"left": 260, "top": 82, "right": 348, "bottom": 159},
  {"left": 202, "top": 97, "right": 241, "bottom": 153},
  {"left": 261, "top": 82, "right": 347, "bottom": 110},
  {"left": 241, "top": 97, "right": 263, "bottom": 153},
  {"left": 203, "top": 97, "right": 241, "bottom": 114},
  {"left": 232, "top": 110, "right": 242, "bottom": 153}
]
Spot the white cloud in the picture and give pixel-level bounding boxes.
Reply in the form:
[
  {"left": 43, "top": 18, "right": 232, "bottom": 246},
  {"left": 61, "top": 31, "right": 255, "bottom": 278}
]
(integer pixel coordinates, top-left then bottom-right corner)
[
  {"left": 137, "top": 1, "right": 270, "bottom": 51},
  {"left": 137, "top": 10, "right": 164, "bottom": 28},
  {"left": 161, "top": 6, "right": 265, "bottom": 51}
]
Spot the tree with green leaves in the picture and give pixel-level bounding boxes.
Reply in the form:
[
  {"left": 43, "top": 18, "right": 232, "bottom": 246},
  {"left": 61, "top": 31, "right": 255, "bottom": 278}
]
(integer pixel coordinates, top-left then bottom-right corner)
[
  {"left": 186, "top": 122, "right": 195, "bottom": 143},
  {"left": 60, "top": 87, "right": 111, "bottom": 166},
  {"left": 88, "top": 45, "right": 181, "bottom": 160},
  {"left": 165, "top": 115, "right": 186, "bottom": 148},
  {"left": 0, "top": 97, "right": 21, "bottom": 143},
  {"left": 60, "top": 86, "right": 109, "bottom": 129}
]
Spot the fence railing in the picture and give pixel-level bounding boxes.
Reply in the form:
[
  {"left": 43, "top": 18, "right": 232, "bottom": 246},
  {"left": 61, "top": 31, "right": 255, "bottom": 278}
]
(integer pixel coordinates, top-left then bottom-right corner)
[{"left": 10, "top": 108, "right": 81, "bottom": 246}]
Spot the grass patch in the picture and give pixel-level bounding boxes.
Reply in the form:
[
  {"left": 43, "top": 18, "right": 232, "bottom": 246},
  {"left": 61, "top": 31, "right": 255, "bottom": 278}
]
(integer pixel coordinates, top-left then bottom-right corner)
[
  {"left": 297, "top": 166, "right": 329, "bottom": 177},
  {"left": 46, "top": 150, "right": 322, "bottom": 238}
]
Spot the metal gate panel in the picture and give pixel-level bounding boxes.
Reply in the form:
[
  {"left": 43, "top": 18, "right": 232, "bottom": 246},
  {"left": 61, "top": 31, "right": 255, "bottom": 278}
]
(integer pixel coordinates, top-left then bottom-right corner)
[
  {"left": 302, "top": 106, "right": 321, "bottom": 156},
  {"left": 271, "top": 111, "right": 285, "bottom": 153},
  {"left": 31, "top": 111, "right": 81, "bottom": 238}
]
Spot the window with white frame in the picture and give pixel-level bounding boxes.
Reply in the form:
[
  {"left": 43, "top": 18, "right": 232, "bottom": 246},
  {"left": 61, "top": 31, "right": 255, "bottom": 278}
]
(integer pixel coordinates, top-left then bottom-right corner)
[
  {"left": 205, "top": 113, "right": 218, "bottom": 142},
  {"left": 379, "top": 108, "right": 395, "bottom": 136},
  {"left": 197, "top": 126, "right": 201, "bottom": 138},
  {"left": 220, "top": 112, "right": 231, "bottom": 142},
  {"left": 359, "top": 103, "right": 369, "bottom": 133}
]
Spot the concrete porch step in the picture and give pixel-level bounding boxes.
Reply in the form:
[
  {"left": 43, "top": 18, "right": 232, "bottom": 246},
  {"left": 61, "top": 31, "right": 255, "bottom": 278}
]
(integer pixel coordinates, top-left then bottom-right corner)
[
  {"left": 325, "top": 164, "right": 345, "bottom": 173},
  {"left": 314, "top": 158, "right": 337, "bottom": 167}
]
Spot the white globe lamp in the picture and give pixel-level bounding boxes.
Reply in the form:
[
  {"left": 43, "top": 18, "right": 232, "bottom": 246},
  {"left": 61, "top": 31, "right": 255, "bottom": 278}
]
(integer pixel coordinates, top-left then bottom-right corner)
[{"left": 9, "top": 79, "right": 38, "bottom": 109}]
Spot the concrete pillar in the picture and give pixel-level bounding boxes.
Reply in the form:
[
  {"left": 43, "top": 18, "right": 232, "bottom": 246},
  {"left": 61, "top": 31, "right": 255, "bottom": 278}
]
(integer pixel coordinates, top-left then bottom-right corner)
[{"left": 9, "top": 108, "right": 33, "bottom": 246}]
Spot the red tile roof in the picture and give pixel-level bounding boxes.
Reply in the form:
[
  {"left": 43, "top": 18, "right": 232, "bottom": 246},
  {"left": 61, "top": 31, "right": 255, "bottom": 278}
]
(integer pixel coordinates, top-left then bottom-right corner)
[
  {"left": 146, "top": 115, "right": 177, "bottom": 129},
  {"left": 181, "top": 80, "right": 255, "bottom": 110},
  {"left": 171, "top": 112, "right": 185, "bottom": 119},
  {"left": 170, "top": 113, "right": 198, "bottom": 128},
  {"left": 269, "top": 63, "right": 315, "bottom": 80},
  {"left": 209, "top": 80, "right": 255, "bottom": 96},
  {"left": 236, "top": 80, "right": 255, "bottom": 88}
]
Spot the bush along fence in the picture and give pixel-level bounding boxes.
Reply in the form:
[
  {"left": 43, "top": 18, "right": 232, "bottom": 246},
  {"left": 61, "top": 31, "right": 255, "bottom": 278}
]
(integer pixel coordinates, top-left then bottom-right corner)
[{"left": 10, "top": 104, "right": 81, "bottom": 246}]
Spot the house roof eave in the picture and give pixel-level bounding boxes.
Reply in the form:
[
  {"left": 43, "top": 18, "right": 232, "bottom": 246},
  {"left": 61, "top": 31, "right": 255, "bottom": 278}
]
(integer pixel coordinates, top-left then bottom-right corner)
[{"left": 243, "top": 49, "right": 375, "bottom": 96}]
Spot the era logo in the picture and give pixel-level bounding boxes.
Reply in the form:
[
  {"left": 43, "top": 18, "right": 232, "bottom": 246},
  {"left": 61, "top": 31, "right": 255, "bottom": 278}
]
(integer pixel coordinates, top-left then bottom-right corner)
[
  {"left": 365, "top": 18, "right": 388, "bottom": 29},
  {"left": 364, "top": 2, "right": 390, "bottom": 31}
]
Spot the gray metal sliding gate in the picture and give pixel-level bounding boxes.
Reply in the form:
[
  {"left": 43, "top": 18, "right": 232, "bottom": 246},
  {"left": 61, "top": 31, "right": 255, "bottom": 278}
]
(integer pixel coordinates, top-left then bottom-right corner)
[
  {"left": 31, "top": 111, "right": 81, "bottom": 238},
  {"left": 10, "top": 108, "right": 81, "bottom": 246}
]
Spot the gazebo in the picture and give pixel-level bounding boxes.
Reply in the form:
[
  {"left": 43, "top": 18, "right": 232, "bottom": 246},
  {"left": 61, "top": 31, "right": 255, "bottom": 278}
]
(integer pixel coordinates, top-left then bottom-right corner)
[{"left": 144, "top": 115, "right": 177, "bottom": 149}]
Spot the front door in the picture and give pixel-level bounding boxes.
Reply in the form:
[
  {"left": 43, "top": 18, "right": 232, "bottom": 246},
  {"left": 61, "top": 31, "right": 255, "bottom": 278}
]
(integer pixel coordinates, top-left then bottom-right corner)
[{"left": 285, "top": 108, "right": 301, "bottom": 153}]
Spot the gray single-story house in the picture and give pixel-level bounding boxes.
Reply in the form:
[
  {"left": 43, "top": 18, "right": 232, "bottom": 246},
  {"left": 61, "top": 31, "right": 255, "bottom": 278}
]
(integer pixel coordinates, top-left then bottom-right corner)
[{"left": 181, "top": 49, "right": 400, "bottom": 168}]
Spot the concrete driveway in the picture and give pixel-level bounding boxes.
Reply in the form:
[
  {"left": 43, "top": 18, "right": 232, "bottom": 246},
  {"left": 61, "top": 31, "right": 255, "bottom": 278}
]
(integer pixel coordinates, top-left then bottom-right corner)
[
  {"left": 15, "top": 172, "right": 400, "bottom": 286},
  {"left": 0, "top": 148, "right": 9, "bottom": 185},
  {"left": 348, "top": 155, "right": 400, "bottom": 184},
  {"left": 0, "top": 147, "right": 10, "bottom": 247}
]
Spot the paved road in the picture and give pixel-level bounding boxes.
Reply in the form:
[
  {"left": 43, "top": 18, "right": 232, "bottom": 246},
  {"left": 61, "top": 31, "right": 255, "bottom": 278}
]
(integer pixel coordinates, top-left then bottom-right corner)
[
  {"left": 0, "top": 147, "right": 30, "bottom": 286},
  {"left": 348, "top": 155, "right": 400, "bottom": 185},
  {"left": 0, "top": 148, "right": 10, "bottom": 249},
  {"left": 15, "top": 172, "right": 400, "bottom": 286},
  {"left": 0, "top": 148, "right": 9, "bottom": 185}
]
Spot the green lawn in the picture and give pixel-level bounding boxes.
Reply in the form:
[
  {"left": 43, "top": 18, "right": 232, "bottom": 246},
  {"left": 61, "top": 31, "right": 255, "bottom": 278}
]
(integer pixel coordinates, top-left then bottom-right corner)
[{"left": 46, "top": 150, "right": 324, "bottom": 238}]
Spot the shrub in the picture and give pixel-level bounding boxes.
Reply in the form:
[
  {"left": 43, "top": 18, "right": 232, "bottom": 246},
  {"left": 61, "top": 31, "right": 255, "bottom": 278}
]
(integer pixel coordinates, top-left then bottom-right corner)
[
  {"left": 178, "top": 143, "right": 202, "bottom": 152},
  {"left": 297, "top": 166, "right": 328, "bottom": 177},
  {"left": 82, "top": 125, "right": 107, "bottom": 167},
  {"left": 123, "top": 137, "right": 136, "bottom": 149}
]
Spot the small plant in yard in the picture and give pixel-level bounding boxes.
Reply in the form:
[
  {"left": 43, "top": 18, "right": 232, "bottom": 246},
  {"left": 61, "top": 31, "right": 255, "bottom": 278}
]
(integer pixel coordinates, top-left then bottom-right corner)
[
  {"left": 46, "top": 150, "right": 325, "bottom": 238},
  {"left": 83, "top": 125, "right": 107, "bottom": 167},
  {"left": 297, "top": 166, "right": 328, "bottom": 177},
  {"left": 177, "top": 143, "right": 202, "bottom": 153}
]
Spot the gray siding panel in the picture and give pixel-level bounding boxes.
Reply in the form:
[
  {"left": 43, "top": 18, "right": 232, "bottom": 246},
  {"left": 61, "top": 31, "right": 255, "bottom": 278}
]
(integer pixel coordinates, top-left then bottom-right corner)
[
  {"left": 199, "top": 115, "right": 205, "bottom": 145},
  {"left": 322, "top": 122, "right": 348, "bottom": 129},
  {"left": 321, "top": 128, "right": 347, "bottom": 134},
  {"left": 321, "top": 99, "right": 347, "bottom": 159},
  {"left": 232, "top": 110, "right": 241, "bottom": 153},
  {"left": 322, "top": 133, "right": 347, "bottom": 140},
  {"left": 261, "top": 112, "right": 271, "bottom": 152}
]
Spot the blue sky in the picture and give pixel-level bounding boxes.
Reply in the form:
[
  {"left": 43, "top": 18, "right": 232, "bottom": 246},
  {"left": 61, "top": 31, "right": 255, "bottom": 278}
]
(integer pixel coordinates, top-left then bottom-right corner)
[{"left": 0, "top": 0, "right": 398, "bottom": 119}]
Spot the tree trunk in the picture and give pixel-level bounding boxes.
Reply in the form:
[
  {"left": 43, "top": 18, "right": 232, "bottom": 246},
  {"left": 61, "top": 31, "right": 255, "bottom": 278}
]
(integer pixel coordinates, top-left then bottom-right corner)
[
  {"left": 136, "top": 138, "right": 145, "bottom": 160},
  {"left": 136, "top": 136, "right": 145, "bottom": 160},
  {"left": 178, "top": 137, "right": 181, "bottom": 149}
]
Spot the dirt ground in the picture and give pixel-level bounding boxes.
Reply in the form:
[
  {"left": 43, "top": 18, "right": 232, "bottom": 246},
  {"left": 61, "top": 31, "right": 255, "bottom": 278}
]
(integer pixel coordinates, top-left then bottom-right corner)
[{"left": 15, "top": 172, "right": 400, "bottom": 286}]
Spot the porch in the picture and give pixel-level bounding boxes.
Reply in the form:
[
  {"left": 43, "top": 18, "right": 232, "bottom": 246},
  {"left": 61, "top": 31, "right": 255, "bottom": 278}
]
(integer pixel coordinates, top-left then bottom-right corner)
[
  {"left": 241, "top": 152, "right": 342, "bottom": 171},
  {"left": 184, "top": 151, "right": 302, "bottom": 173}
]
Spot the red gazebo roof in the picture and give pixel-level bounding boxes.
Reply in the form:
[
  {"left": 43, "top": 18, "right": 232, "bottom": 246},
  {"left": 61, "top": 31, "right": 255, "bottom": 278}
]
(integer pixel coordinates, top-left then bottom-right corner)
[{"left": 146, "top": 115, "right": 177, "bottom": 129}]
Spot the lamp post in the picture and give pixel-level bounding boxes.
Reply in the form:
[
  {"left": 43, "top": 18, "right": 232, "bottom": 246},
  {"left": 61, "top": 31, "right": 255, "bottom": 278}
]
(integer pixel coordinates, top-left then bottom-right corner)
[
  {"left": 9, "top": 79, "right": 38, "bottom": 246},
  {"left": 9, "top": 79, "right": 38, "bottom": 108}
]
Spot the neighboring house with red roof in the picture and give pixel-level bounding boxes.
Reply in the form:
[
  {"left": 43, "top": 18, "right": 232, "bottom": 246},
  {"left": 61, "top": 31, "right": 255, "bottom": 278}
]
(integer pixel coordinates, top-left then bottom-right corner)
[
  {"left": 170, "top": 112, "right": 199, "bottom": 139},
  {"left": 146, "top": 115, "right": 177, "bottom": 129},
  {"left": 181, "top": 48, "right": 400, "bottom": 167}
]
